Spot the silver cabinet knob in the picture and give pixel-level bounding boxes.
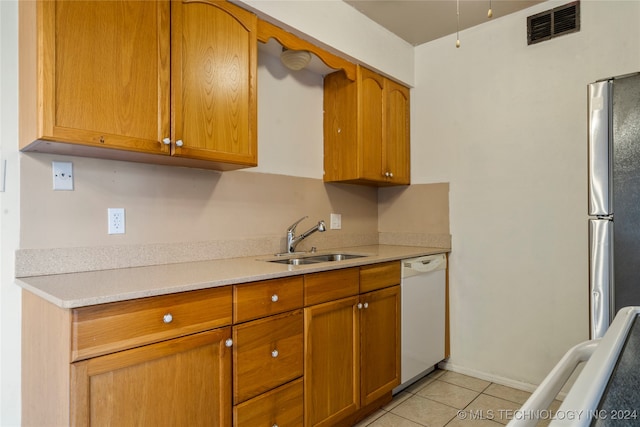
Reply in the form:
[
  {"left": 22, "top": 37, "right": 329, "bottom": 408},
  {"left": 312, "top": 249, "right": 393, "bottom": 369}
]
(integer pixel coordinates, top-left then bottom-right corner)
[
  {"left": 163, "top": 313, "right": 173, "bottom": 324},
  {"left": 162, "top": 137, "right": 171, "bottom": 145},
  {"left": 363, "top": 302, "right": 369, "bottom": 309},
  {"left": 271, "top": 294, "right": 279, "bottom": 302},
  {"left": 175, "top": 139, "right": 184, "bottom": 147},
  {"left": 388, "top": 172, "right": 394, "bottom": 178},
  {"left": 225, "top": 338, "right": 233, "bottom": 348},
  {"left": 271, "top": 349, "right": 279, "bottom": 358},
  {"left": 357, "top": 303, "right": 363, "bottom": 309}
]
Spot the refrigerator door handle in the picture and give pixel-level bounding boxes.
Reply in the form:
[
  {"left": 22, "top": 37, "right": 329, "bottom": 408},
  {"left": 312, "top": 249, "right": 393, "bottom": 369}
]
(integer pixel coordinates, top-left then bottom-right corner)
[
  {"left": 588, "top": 81, "right": 612, "bottom": 216},
  {"left": 589, "top": 218, "right": 613, "bottom": 339}
]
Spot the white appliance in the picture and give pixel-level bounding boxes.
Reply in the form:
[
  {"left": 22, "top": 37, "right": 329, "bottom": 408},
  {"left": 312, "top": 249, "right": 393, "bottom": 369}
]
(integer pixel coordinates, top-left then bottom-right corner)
[
  {"left": 588, "top": 72, "right": 640, "bottom": 339},
  {"left": 508, "top": 306, "right": 640, "bottom": 427},
  {"left": 395, "top": 253, "right": 447, "bottom": 392}
]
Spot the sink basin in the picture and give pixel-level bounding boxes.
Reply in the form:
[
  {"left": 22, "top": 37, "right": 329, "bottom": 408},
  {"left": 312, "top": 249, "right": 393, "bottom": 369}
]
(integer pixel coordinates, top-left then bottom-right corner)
[
  {"left": 270, "top": 257, "right": 322, "bottom": 265},
  {"left": 305, "top": 253, "right": 365, "bottom": 262},
  {"left": 267, "top": 253, "right": 367, "bottom": 265}
]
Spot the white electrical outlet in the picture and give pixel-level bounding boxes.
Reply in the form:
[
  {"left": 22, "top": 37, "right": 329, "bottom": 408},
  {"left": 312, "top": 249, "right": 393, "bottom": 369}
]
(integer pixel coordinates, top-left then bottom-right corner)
[
  {"left": 52, "top": 161, "right": 74, "bottom": 191},
  {"left": 108, "top": 208, "right": 125, "bottom": 234},
  {"left": 330, "top": 213, "right": 342, "bottom": 230}
]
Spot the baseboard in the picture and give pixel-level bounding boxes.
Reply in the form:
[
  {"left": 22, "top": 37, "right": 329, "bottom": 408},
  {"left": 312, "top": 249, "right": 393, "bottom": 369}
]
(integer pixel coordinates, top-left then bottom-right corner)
[{"left": 437, "top": 360, "right": 566, "bottom": 401}]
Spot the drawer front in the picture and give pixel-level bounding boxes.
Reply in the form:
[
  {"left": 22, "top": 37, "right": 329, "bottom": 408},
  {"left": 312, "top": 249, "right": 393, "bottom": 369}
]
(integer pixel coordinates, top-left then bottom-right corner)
[
  {"left": 233, "top": 378, "right": 303, "bottom": 427},
  {"left": 304, "top": 267, "right": 359, "bottom": 306},
  {"left": 72, "top": 286, "right": 232, "bottom": 361},
  {"left": 233, "top": 310, "right": 303, "bottom": 404},
  {"left": 234, "top": 276, "right": 303, "bottom": 323},
  {"left": 360, "top": 261, "right": 401, "bottom": 293}
]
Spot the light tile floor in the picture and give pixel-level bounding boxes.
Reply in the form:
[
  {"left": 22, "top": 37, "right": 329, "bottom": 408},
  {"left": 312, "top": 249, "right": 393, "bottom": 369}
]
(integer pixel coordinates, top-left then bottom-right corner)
[{"left": 355, "top": 369, "right": 561, "bottom": 427}]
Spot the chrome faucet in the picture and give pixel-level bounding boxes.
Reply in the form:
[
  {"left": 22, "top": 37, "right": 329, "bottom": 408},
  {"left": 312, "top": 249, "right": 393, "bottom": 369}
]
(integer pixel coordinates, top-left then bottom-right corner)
[{"left": 286, "top": 216, "right": 327, "bottom": 253}]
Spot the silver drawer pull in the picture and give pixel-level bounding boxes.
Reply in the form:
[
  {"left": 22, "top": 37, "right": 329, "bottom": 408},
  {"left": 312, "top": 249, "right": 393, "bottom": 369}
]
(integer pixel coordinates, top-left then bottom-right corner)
[
  {"left": 163, "top": 313, "right": 173, "bottom": 324},
  {"left": 225, "top": 338, "right": 233, "bottom": 348},
  {"left": 271, "top": 294, "right": 279, "bottom": 302},
  {"left": 271, "top": 349, "right": 279, "bottom": 358}
]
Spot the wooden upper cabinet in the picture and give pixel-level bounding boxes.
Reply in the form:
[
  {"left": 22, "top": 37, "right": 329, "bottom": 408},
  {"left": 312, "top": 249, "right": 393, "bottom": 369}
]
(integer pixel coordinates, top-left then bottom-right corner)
[
  {"left": 21, "top": 0, "right": 171, "bottom": 154},
  {"left": 324, "top": 65, "right": 410, "bottom": 186},
  {"left": 359, "top": 70, "right": 385, "bottom": 182},
  {"left": 171, "top": 0, "right": 257, "bottom": 166},
  {"left": 19, "top": 0, "right": 257, "bottom": 170},
  {"left": 384, "top": 78, "right": 411, "bottom": 184}
]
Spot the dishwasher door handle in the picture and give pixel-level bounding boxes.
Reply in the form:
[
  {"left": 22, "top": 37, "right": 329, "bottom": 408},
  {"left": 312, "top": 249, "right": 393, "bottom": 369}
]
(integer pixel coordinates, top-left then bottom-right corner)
[{"left": 403, "top": 255, "right": 446, "bottom": 273}]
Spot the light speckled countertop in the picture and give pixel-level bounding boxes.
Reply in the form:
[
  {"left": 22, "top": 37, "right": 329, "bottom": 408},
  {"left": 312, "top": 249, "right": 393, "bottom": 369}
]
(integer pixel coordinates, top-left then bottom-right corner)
[{"left": 16, "top": 245, "right": 448, "bottom": 309}]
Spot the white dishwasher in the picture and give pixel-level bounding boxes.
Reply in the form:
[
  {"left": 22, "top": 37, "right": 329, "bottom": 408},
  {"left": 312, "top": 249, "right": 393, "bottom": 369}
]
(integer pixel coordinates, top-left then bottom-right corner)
[{"left": 395, "top": 253, "right": 447, "bottom": 392}]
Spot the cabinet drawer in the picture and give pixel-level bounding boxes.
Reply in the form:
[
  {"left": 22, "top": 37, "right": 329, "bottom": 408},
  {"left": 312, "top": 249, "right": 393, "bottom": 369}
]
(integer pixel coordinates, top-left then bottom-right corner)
[
  {"left": 233, "top": 378, "right": 303, "bottom": 427},
  {"left": 234, "top": 276, "right": 303, "bottom": 323},
  {"left": 233, "top": 310, "right": 303, "bottom": 403},
  {"left": 304, "top": 267, "right": 359, "bottom": 306},
  {"left": 71, "top": 286, "right": 232, "bottom": 361},
  {"left": 359, "top": 261, "right": 401, "bottom": 293}
]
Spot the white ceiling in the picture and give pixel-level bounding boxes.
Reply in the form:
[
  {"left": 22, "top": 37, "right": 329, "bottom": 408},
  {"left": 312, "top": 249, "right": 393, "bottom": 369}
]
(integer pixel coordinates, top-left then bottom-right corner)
[{"left": 343, "top": 0, "right": 544, "bottom": 46}]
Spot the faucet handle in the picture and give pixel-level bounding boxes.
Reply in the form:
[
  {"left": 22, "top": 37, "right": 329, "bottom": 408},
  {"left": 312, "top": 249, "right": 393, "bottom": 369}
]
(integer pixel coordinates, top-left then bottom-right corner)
[{"left": 287, "top": 216, "right": 308, "bottom": 234}]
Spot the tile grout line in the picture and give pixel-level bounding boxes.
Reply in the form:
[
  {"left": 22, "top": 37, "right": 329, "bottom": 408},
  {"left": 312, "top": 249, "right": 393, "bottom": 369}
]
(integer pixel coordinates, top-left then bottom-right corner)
[{"left": 357, "top": 370, "right": 535, "bottom": 427}]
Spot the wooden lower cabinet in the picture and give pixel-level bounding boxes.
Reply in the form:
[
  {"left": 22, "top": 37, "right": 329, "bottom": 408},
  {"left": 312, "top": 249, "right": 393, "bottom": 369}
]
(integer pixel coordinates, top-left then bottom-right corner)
[
  {"left": 360, "top": 285, "right": 401, "bottom": 406},
  {"left": 304, "top": 296, "right": 360, "bottom": 427},
  {"left": 22, "top": 287, "right": 234, "bottom": 427},
  {"left": 22, "top": 262, "right": 402, "bottom": 427},
  {"left": 304, "top": 265, "right": 401, "bottom": 427},
  {"left": 232, "top": 279, "right": 305, "bottom": 426},
  {"left": 71, "top": 328, "right": 232, "bottom": 427}
]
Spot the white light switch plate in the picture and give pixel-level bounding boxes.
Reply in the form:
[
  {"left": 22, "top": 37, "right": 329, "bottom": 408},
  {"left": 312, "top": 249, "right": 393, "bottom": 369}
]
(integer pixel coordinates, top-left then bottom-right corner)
[{"left": 330, "top": 213, "right": 342, "bottom": 230}]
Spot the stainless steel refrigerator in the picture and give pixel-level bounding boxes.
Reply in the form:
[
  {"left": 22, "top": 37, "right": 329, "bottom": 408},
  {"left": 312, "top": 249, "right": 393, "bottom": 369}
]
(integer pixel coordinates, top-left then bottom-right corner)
[{"left": 588, "top": 72, "right": 640, "bottom": 339}]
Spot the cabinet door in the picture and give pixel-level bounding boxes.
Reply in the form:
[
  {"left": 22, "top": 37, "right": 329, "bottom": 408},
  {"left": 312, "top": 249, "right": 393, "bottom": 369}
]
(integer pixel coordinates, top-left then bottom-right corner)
[
  {"left": 71, "top": 328, "right": 232, "bottom": 427},
  {"left": 384, "top": 80, "right": 410, "bottom": 184},
  {"left": 39, "top": 0, "right": 170, "bottom": 153},
  {"left": 304, "top": 296, "right": 360, "bottom": 427},
  {"left": 359, "top": 67, "right": 385, "bottom": 182},
  {"left": 171, "top": 0, "right": 257, "bottom": 166},
  {"left": 360, "top": 285, "right": 401, "bottom": 406}
]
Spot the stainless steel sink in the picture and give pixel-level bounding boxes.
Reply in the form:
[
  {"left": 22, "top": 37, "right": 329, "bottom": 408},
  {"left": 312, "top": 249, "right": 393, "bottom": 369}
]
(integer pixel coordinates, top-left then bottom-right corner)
[{"left": 267, "top": 253, "right": 367, "bottom": 265}]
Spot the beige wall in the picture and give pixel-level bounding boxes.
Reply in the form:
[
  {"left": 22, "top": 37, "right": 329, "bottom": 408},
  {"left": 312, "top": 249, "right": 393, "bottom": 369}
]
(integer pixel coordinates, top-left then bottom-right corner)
[
  {"left": 17, "top": 153, "right": 392, "bottom": 275},
  {"left": 17, "top": 152, "right": 451, "bottom": 276},
  {"left": 378, "top": 183, "right": 451, "bottom": 248},
  {"left": 413, "top": 0, "right": 640, "bottom": 388},
  {"left": 19, "top": 154, "right": 379, "bottom": 249},
  {"left": 379, "top": 183, "right": 449, "bottom": 234}
]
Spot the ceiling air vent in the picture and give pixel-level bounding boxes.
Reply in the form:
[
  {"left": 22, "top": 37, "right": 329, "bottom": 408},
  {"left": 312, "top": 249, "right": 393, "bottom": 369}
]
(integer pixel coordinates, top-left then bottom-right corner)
[{"left": 527, "top": 1, "right": 580, "bottom": 45}]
